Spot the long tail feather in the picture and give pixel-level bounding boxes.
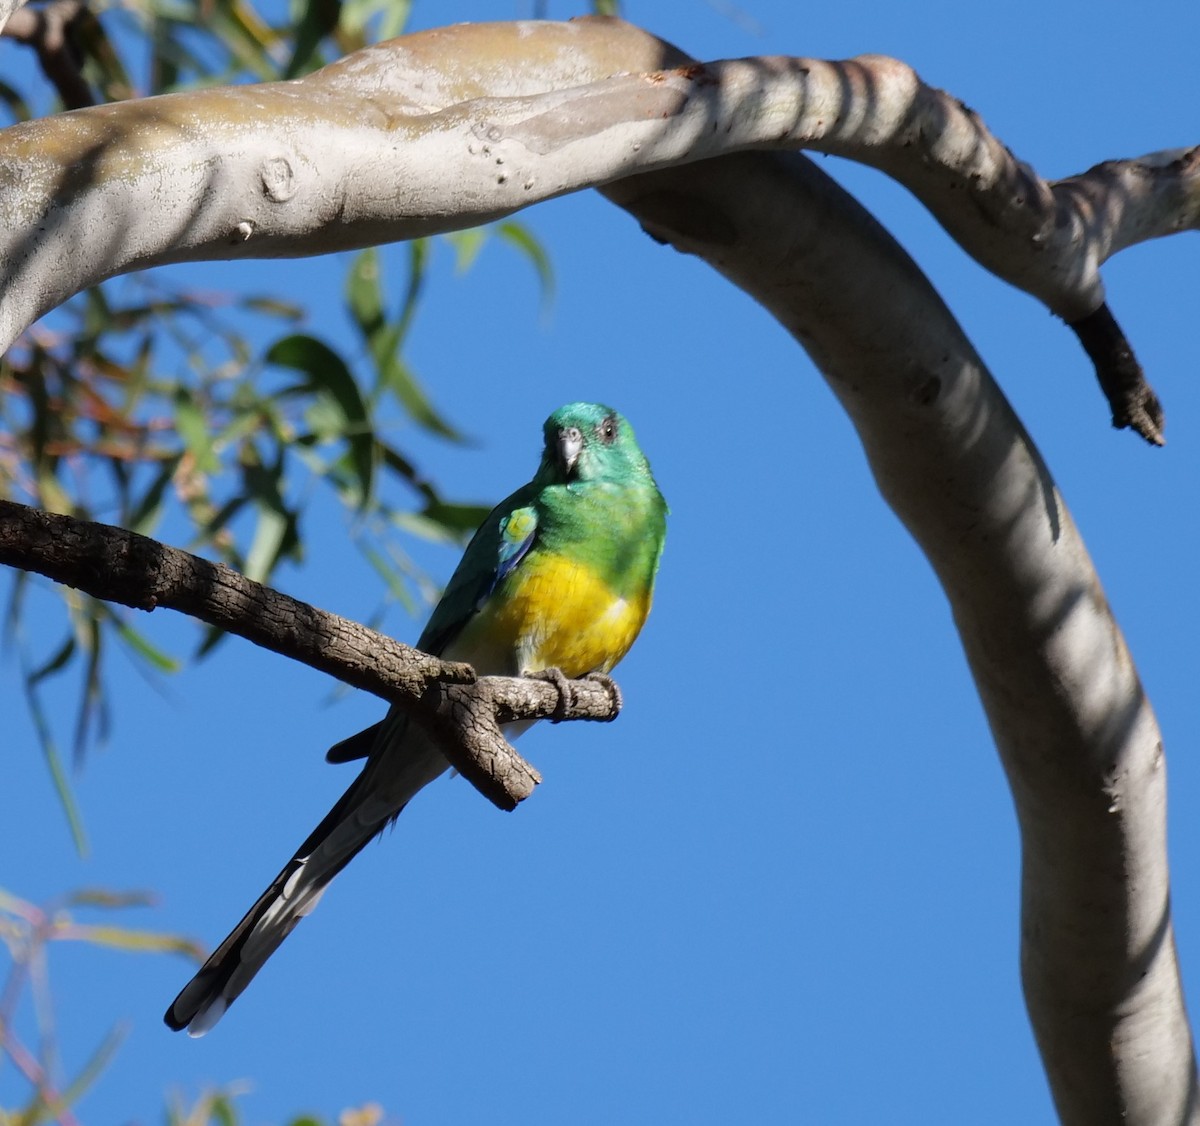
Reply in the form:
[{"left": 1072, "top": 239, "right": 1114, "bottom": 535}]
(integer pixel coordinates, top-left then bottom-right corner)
[{"left": 165, "top": 719, "right": 445, "bottom": 1035}]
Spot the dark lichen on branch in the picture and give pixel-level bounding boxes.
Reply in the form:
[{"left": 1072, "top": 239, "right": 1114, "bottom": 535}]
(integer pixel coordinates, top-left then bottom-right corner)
[{"left": 1067, "top": 303, "right": 1165, "bottom": 446}]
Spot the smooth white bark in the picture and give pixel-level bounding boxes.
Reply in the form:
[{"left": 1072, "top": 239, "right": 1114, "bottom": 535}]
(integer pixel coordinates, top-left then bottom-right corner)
[
  {"left": 603, "top": 151, "right": 1197, "bottom": 1123},
  {"left": 0, "top": 0, "right": 25, "bottom": 33},
  {"left": 1, "top": 15, "right": 1195, "bottom": 1122},
  {"left": 1, "top": 19, "right": 1197, "bottom": 351}
]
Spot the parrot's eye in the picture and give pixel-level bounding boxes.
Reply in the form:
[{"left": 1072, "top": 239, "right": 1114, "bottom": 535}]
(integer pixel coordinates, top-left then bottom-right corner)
[{"left": 599, "top": 417, "right": 617, "bottom": 444}]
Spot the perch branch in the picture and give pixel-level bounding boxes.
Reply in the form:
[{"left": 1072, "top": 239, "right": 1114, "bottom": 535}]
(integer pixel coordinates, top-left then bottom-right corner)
[{"left": 0, "top": 499, "right": 623, "bottom": 810}]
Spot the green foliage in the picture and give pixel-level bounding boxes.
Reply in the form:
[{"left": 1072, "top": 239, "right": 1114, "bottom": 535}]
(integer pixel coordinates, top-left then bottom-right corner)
[
  {"left": 165, "top": 1088, "right": 387, "bottom": 1126},
  {"left": 0, "top": 886, "right": 201, "bottom": 1124},
  {"left": 0, "top": 0, "right": 572, "bottom": 1117},
  {"left": 1, "top": 883, "right": 384, "bottom": 1124},
  {"left": 0, "top": 0, "right": 556, "bottom": 845}
]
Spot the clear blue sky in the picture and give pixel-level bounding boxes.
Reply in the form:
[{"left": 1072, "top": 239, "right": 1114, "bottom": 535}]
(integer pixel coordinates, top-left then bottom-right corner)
[{"left": 4, "top": 1, "right": 1200, "bottom": 1123}]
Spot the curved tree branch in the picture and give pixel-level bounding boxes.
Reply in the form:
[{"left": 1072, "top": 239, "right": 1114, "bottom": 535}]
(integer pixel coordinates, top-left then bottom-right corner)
[
  {"left": 0, "top": 499, "right": 623, "bottom": 811},
  {"left": 0, "top": 19, "right": 1194, "bottom": 437},
  {"left": 2, "top": 15, "right": 1195, "bottom": 1120},
  {"left": 601, "top": 148, "right": 1193, "bottom": 1123}
]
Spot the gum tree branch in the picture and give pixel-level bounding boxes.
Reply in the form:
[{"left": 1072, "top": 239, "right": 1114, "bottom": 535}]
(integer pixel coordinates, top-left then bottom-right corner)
[
  {"left": 0, "top": 499, "right": 621, "bottom": 810},
  {"left": 601, "top": 149, "right": 1193, "bottom": 1123},
  {"left": 0, "top": 0, "right": 28, "bottom": 33},
  {"left": 1, "top": 19, "right": 1195, "bottom": 437},
  {"left": 2, "top": 15, "right": 1196, "bottom": 1120}
]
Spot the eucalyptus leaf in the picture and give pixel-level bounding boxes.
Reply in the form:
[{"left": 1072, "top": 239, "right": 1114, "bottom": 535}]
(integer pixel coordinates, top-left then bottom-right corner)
[{"left": 267, "top": 332, "right": 377, "bottom": 507}]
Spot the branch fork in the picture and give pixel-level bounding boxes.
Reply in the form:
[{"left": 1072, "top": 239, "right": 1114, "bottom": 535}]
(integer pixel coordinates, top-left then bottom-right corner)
[
  {"left": 1, "top": 19, "right": 1195, "bottom": 439},
  {"left": 0, "top": 499, "right": 622, "bottom": 810}
]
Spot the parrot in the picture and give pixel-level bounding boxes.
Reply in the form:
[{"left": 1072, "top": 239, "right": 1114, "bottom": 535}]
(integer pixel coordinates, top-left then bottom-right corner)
[{"left": 164, "top": 401, "right": 667, "bottom": 1035}]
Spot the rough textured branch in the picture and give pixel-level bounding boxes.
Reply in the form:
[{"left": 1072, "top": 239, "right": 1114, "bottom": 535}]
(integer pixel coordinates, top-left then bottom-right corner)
[
  {"left": 419, "top": 674, "right": 620, "bottom": 811},
  {"left": 1, "top": 19, "right": 1194, "bottom": 438},
  {"left": 0, "top": 500, "right": 623, "bottom": 809}
]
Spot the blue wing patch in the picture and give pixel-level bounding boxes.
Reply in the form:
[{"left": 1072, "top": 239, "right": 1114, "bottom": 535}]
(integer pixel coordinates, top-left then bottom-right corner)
[{"left": 482, "top": 505, "right": 538, "bottom": 606}]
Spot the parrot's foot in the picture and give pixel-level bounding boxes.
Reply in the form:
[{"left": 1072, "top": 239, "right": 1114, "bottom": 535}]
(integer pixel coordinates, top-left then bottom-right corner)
[
  {"left": 582, "top": 671, "right": 622, "bottom": 719},
  {"left": 526, "top": 668, "right": 622, "bottom": 722},
  {"left": 528, "top": 666, "right": 573, "bottom": 722}
]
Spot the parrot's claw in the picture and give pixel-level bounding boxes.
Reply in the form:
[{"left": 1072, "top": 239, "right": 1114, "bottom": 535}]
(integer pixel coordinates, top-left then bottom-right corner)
[
  {"left": 528, "top": 666, "right": 573, "bottom": 722},
  {"left": 526, "top": 668, "right": 622, "bottom": 722},
  {"left": 583, "top": 671, "right": 622, "bottom": 718}
]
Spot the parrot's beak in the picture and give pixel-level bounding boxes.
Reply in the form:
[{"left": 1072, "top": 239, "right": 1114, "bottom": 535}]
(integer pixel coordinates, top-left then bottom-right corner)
[{"left": 555, "top": 426, "right": 583, "bottom": 476}]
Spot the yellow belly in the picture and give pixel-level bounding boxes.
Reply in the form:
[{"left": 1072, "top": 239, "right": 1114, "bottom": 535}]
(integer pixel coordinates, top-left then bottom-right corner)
[{"left": 452, "top": 551, "right": 651, "bottom": 678}]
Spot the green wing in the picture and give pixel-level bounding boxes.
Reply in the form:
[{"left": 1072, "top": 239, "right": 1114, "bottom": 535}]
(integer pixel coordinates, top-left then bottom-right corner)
[
  {"left": 325, "top": 484, "right": 539, "bottom": 765},
  {"left": 417, "top": 487, "right": 539, "bottom": 656}
]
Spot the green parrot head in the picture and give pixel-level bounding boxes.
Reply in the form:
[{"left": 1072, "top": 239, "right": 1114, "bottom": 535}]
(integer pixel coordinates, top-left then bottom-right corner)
[{"left": 539, "top": 401, "right": 654, "bottom": 488}]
